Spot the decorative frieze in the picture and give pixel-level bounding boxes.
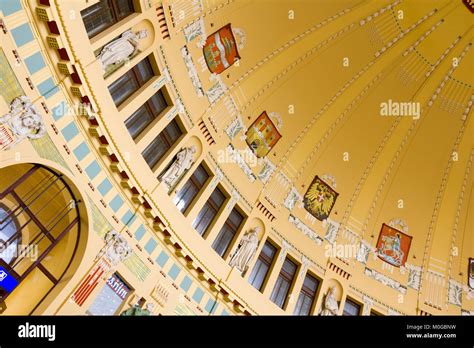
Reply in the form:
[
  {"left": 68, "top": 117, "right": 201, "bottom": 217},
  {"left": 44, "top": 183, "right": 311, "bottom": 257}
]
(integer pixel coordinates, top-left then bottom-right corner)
[
  {"left": 283, "top": 187, "right": 302, "bottom": 211},
  {"left": 364, "top": 267, "right": 407, "bottom": 294},
  {"left": 226, "top": 144, "right": 256, "bottom": 182},
  {"left": 288, "top": 214, "right": 323, "bottom": 246},
  {"left": 447, "top": 279, "right": 462, "bottom": 307},
  {"left": 324, "top": 219, "right": 339, "bottom": 244},
  {"left": 258, "top": 158, "right": 275, "bottom": 183},
  {"left": 356, "top": 240, "right": 371, "bottom": 264},
  {"left": 180, "top": 46, "right": 204, "bottom": 97},
  {"left": 406, "top": 264, "right": 422, "bottom": 290},
  {"left": 183, "top": 17, "right": 205, "bottom": 43},
  {"left": 207, "top": 74, "right": 227, "bottom": 104},
  {"left": 225, "top": 116, "right": 244, "bottom": 140}
]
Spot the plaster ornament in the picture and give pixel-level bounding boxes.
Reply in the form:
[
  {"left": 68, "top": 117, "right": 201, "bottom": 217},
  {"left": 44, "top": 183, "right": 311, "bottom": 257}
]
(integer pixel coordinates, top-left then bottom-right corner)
[
  {"left": 225, "top": 116, "right": 244, "bottom": 140},
  {"left": 320, "top": 286, "right": 339, "bottom": 316},
  {"left": 160, "top": 146, "right": 196, "bottom": 189},
  {"left": 283, "top": 187, "right": 301, "bottom": 211},
  {"left": 97, "top": 230, "right": 132, "bottom": 266},
  {"left": 0, "top": 96, "right": 46, "bottom": 149},
  {"left": 229, "top": 227, "right": 260, "bottom": 273},
  {"left": 97, "top": 29, "right": 148, "bottom": 71}
]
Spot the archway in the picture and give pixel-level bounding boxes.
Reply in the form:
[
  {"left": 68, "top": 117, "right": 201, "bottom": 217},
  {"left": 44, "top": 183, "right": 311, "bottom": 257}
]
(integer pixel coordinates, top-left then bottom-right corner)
[{"left": 0, "top": 163, "right": 88, "bottom": 314}]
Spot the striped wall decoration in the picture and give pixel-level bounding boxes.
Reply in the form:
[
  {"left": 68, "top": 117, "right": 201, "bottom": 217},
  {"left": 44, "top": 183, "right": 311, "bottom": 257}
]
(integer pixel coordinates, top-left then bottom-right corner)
[
  {"left": 122, "top": 252, "right": 151, "bottom": 282},
  {"left": 71, "top": 258, "right": 111, "bottom": 307}
]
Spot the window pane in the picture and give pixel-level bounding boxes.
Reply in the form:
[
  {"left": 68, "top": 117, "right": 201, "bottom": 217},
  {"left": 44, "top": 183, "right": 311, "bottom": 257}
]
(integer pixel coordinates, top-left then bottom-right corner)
[
  {"left": 270, "top": 258, "right": 297, "bottom": 309},
  {"left": 125, "top": 90, "right": 168, "bottom": 139},
  {"left": 248, "top": 260, "right": 268, "bottom": 291},
  {"left": 108, "top": 59, "right": 154, "bottom": 107},
  {"left": 211, "top": 208, "right": 244, "bottom": 257},
  {"left": 81, "top": 0, "right": 134, "bottom": 39},
  {"left": 148, "top": 90, "right": 168, "bottom": 115},
  {"left": 81, "top": 0, "right": 114, "bottom": 38},
  {"left": 294, "top": 274, "right": 319, "bottom": 315},
  {"left": 125, "top": 105, "right": 152, "bottom": 139},
  {"left": 134, "top": 59, "right": 154, "bottom": 84},
  {"left": 108, "top": 71, "right": 138, "bottom": 106},
  {"left": 343, "top": 299, "right": 361, "bottom": 316},
  {"left": 141, "top": 119, "right": 182, "bottom": 170},
  {"left": 192, "top": 187, "right": 226, "bottom": 235},
  {"left": 115, "top": 0, "right": 135, "bottom": 19},
  {"left": 193, "top": 205, "right": 215, "bottom": 235},
  {"left": 173, "top": 164, "right": 209, "bottom": 213},
  {"left": 248, "top": 241, "right": 276, "bottom": 292}
]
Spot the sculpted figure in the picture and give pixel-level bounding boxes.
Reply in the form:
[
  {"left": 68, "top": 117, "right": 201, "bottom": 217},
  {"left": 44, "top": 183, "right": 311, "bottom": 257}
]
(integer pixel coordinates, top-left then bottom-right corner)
[
  {"left": 320, "top": 286, "right": 339, "bottom": 316},
  {"left": 98, "top": 29, "right": 148, "bottom": 70},
  {"left": 97, "top": 230, "right": 132, "bottom": 266},
  {"left": 0, "top": 96, "right": 45, "bottom": 149},
  {"left": 161, "top": 146, "right": 196, "bottom": 189},
  {"left": 229, "top": 227, "right": 260, "bottom": 273}
]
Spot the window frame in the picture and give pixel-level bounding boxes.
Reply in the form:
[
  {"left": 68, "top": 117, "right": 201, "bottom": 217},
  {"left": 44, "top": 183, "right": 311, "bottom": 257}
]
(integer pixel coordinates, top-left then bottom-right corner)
[
  {"left": 211, "top": 207, "right": 245, "bottom": 258},
  {"left": 173, "top": 163, "right": 211, "bottom": 214},
  {"left": 141, "top": 117, "right": 184, "bottom": 171},
  {"left": 192, "top": 186, "right": 227, "bottom": 237},
  {"left": 270, "top": 256, "right": 298, "bottom": 309},
  {"left": 248, "top": 239, "right": 277, "bottom": 292},
  {"left": 293, "top": 272, "right": 320, "bottom": 315},
  {"left": 342, "top": 297, "right": 362, "bottom": 316},
  {"left": 108, "top": 57, "right": 155, "bottom": 107},
  {"left": 125, "top": 88, "right": 169, "bottom": 140},
  {"left": 81, "top": 0, "right": 135, "bottom": 39}
]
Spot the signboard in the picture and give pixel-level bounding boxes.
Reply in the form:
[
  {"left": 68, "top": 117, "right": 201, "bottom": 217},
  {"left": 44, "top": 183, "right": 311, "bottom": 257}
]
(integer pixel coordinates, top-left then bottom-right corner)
[
  {"left": 87, "top": 273, "right": 131, "bottom": 316},
  {"left": 0, "top": 265, "right": 19, "bottom": 294}
]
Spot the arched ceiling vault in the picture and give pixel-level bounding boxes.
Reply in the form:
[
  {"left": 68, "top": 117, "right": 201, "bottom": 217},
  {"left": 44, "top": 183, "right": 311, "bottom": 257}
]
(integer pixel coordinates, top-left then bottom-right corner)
[{"left": 167, "top": 0, "right": 473, "bottom": 276}]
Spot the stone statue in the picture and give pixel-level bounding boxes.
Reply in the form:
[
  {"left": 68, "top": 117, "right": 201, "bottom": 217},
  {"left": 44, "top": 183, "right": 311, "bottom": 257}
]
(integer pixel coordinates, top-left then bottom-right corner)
[
  {"left": 97, "top": 29, "right": 148, "bottom": 71},
  {"left": 320, "top": 286, "right": 339, "bottom": 316},
  {"left": 229, "top": 227, "right": 260, "bottom": 273},
  {"left": 160, "top": 146, "right": 196, "bottom": 189},
  {"left": 120, "top": 299, "right": 153, "bottom": 316},
  {"left": 0, "top": 96, "right": 46, "bottom": 149},
  {"left": 96, "top": 230, "right": 132, "bottom": 266}
]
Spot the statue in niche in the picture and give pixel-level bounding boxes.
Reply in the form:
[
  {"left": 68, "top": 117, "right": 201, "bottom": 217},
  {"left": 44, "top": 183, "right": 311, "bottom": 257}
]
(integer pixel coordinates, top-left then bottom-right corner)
[
  {"left": 97, "top": 29, "right": 148, "bottom": 71},
  {"left": 0, "top": 96, "right": 46, "bottom": 149},
  {"left": 120, "top": 298, "right": 153, "bottom": 316},
  {"left": 96, "top": 230, "right": 132, "bottom": 266},
  {"left": 320, "top": 286, "right": 339, "bottom": 316},
  {"left": 160, "top": 146, "right": 196, "bottom": 189},
  {"left": 229, "top": 227, "right": 260, "bottom": 273}
]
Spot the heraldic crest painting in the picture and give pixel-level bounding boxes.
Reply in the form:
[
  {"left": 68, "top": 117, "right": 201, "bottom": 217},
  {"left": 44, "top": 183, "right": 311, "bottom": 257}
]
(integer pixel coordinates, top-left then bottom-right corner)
[
  {"left": 376, "top": 224, "right": 412, "bottom": 267},
  {"left": 245, "top": 111, "right": 282, "bottom": 158},
  {"left": 303, "top": 176, "right": 338, "bottom": 221},
  {"left": 203, "top": 23, "right": 241, "bottom": 74}
]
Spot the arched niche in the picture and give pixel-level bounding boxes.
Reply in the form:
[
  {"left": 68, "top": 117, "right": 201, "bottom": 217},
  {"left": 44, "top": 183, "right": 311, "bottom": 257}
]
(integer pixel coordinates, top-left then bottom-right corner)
[
  {"left": 96, "top": 19, "right": 155, "bottom": 78},
  {"left": 245, "top": 217, "right": 266, "bottom": 240},
  {"left": 184, "top": 135, "right": 204, "bottom": 160},
  {"left": 0, "top": 160, "right": 91, "bottom": 315}
]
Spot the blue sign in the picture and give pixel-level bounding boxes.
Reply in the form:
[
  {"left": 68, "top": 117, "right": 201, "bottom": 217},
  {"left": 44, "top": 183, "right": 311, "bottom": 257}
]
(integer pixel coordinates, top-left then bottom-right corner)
[{"left": 0, "top": 265, "right": 19, "bottom": 293}]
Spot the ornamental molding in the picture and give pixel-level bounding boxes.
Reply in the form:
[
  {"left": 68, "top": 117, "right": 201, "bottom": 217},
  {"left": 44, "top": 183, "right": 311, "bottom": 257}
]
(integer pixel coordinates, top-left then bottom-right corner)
[
  {"left": 288, "top": 214, "right": 323, "bottom": 246},
  {"left": 364, "top": 267, "right": 407, "bottom": 294}
]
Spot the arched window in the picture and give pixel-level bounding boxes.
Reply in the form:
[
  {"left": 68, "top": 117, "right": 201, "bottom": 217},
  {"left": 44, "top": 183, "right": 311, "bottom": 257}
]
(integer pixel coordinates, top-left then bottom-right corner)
[{"left": 0, "top": 164, "right": 82, "bottom": 314}]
